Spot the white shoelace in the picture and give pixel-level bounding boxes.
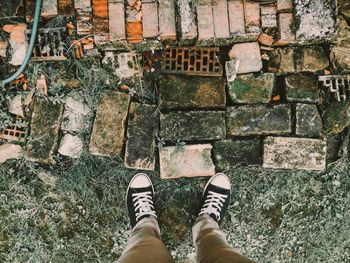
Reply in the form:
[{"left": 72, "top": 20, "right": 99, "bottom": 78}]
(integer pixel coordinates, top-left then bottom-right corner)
[
  {"left": 199, "top": 190, "right": 228, "bottom": 221},
  {"left": 132, "top": 191, "right": 157, "bottom": 221}
]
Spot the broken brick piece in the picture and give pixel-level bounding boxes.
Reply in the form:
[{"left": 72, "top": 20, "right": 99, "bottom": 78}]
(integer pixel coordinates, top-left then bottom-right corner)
[
  {"left": 159, "top": 144, "right": 215, "bottom": 179},
  {"left": 263, "top": 137, "right": 326, "bottom": 171},
  {"left": 0, "top": 144, "right": 23, "bottom": 164},
  {"left": 158, "top": 0, "right": 177, "bottom": 40},
  {"left": 212, "top": 0, "right": 230, "bottom": 38},
  {"left": 124, "top": 103, "right": 159, "bottom": 170},
  {"left": 89, "top": 91, "right": 130, "bottom": 157},
  {"left": 228, "top": 0, "right": 245, "bottom": 34},
  {"left": 26, "top": 98, "right": 64, "bottom": 164},
  {"left": 277, "top": 0, "right": 292, "bottom": 11},
  {"left": 142, "top": 1, "right": 159, "bottom": 38},
  {"left": 127, "top": 21, "right": 143, "bottom": 43},
  {"left": 258, "top": 32, "right": 274, "bottom": 46}
]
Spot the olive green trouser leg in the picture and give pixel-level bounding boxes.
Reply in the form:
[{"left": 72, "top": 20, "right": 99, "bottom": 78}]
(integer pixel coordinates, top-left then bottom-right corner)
[
  {"left": 116, "top": 216, "right": 174, "bottom": 263},
  {"left": 193, "top": 214, "right": 256, "bottom": 263}
]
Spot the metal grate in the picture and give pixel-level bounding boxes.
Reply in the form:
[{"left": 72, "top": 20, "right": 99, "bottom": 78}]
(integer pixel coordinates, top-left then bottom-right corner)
[
  {"left": 0, "top": 119, "right": 27, "bottom": 143},
  {"left": 319, "top": 75, "right": 350, "bottom": 102},
  {"left": 26, "top": 27, "right": 67, "bottom": 61},
  {"left": 161, "top": 47, "right": 223, "bottom": 76}
]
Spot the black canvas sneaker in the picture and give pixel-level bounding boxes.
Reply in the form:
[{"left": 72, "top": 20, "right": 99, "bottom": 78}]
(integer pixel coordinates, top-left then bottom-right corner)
[
  {"left": 198, "top": 173, "right": 231, "bottom": 225},
  {"left": 127, "top": 173, "right": 157, "bottom": 228}
]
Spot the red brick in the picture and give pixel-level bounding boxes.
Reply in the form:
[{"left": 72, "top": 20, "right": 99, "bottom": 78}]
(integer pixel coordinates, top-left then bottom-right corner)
[
  {"left": 127, "top": 21, "right": 143, "bottom": 43},
  {"left": 277, "top": 0, "right": 292, "bottom": 11},
  {"left": 108, "top": 0, "right": 126, "bottom": 40},
  {"left": 142, "top": 2, "right": 159, "bottom": 38},
  {"left": 228, "top": 0, "right": 245, "bottom": 34},
  {"left": 213, "top": 0, "right": 230, "bottom": 38},
  {"left": 278, "top": 13, "right": 295, "bottom": 41},
  {"left": 197, "top": 5, "right": 215, "bottom": 40},
  {"left": 158, "top": 0, "right": 177, "bottom": 40},
  {"left": 243, "top": 0, "right": 260, "bottom": 33}
]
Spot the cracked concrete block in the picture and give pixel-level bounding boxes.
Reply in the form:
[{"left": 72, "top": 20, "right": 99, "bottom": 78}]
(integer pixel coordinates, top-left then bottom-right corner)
[
  {"left": 263, "top": 137, "right": 327, "bottom": 171},
  {"left": 159, "top": 144, "right": 215, "bottom": 179},
  {"left": 226, "top": 104, "right": 292, "bottom": 136},
  {"left": 160, "top": 111, "right": 226, "bottom": 141},
  {"left": 229, "top": 42, "right": 262, "bottom": 74}
]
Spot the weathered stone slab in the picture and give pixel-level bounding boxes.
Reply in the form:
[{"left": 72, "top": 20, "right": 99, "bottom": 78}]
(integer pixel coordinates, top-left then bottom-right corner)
[
  {"left": 143, "top": 2, "right": 159, "bottom": 38},
  {"left": 89, "top": 91, "right": 130, "bottom": 157},
  {"left": 109, "top": 0, "right": 126, "bottom": 40},
  {"left": 58, "top": 134, "right": 84, "bottom": 158},
  {"left": 323, "top": 102, "right": 350, "bottom": 134},
  {"left": 267, "top": 47, "right": 294, "bottom": 73},
  {"left": 159, "top": 144, "right": 215, "bottom": 179},
  {"left": 213, "top": 139, "right": 262, "bottom": 169},
  {"left": 177, "top": 0, "right": 198, "bottom": 40},
  {"left": 294, "top": 0, "right": 337, "bottom": 42},
  {"left": 26, "top": 98, "right": 64, "bottom": 164},
  {"left": 296, "top": 47, "right": 329, "bottom": 72},
  {"left": 263, "top": 137, "right": 327, "bottom": 171},
  {"left": 268, "top": 47, "right": 329, "bottom": 73},
  {"left": 0, "top": 144, "right": 23, "bottom": 164},
  {"left": 228, "top": 0, "right": 245, "bottom": 34},
  {"left": 243, "top": 0, "right": 260, "bottom": 33},
  {"left": 228, "top": 42, "right": 262, "bottom": 74},
  {"left": 285, "top": 73, "right": 319, "bottom": 103},
  {"left": 278, "top": 13, "right": 295, "bottom": 41},
  {"left": 158, "top": 0, "right": 177, "bottom": 40},
  {"left": 228, "top": 73, "right": 275, "bottom": 104},
  {"left": 197, "top": 4, "right": 215, "bottom": 40},
  {"left": 159, "top": 75, "right": 226, "bottom": 109},
  {"left": 160, "top": 111, "right": 226, "bottom": 141},
  {"left": 213, "top": 0, "right": 230, "bottom": 38},
  {"left": 124, "top": 103, "right": 158, "bottom": 171},
  {"left": 295, "top": 104, "right": 323, "bottom": 138},
  {"left": 3, "top": 24, "right": 28, "bottom": 66},
  {"left": 226, "top": 104, "right": 292, "bottom": 136},
  {"left": 261, "top": 5, "right": 277, "bottom": 29}
]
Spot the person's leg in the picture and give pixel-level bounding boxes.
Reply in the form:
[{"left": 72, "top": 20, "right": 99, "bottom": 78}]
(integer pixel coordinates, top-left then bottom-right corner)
[
  {"left": 117, "top": 173, "right": 174, "bottom": 263},
  {"left": 193, "top": 173, "right": 255, "bottom": 263}
]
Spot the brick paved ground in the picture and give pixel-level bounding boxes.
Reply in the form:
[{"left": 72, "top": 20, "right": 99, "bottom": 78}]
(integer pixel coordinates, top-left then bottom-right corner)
[{"left": 1, "top": 0, "right": 349, "bottom": 177}]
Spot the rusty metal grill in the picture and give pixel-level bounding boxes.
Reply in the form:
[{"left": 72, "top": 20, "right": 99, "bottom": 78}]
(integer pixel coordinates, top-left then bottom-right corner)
[
  {"left": 319, "top": 75, "right": 350, "bottom": 102},
  {"left": 0, "top": 120, "right": 27, "bottom": 143},
  {"left": 161, "top": 47, "right": 223, "bottom": 76},
  {"left": 26, "top": 27, "right": 67, "bottom": 61}
]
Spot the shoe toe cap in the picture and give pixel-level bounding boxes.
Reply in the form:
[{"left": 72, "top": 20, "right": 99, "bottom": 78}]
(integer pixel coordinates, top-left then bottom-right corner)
[
  {"left": 130, "top": 173, "right": 152, "bottom": 188},
  {"left": 210, "top": 173, "right": 230, "bottom": 190}
]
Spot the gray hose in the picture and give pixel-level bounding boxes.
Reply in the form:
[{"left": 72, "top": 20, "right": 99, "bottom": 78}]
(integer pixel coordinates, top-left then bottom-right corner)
[{"left": 0, "top": 0, "right": 43, "bottom": 86}]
